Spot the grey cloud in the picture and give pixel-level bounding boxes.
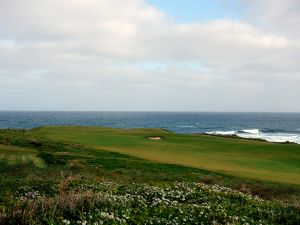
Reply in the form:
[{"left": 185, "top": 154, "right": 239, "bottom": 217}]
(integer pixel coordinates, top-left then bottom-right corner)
[
  {"left": 0, "top": 0, "right": 299, "bottom": 111},
  {"left": 242, "top": 0, "right": 300, "bottom": 37}
]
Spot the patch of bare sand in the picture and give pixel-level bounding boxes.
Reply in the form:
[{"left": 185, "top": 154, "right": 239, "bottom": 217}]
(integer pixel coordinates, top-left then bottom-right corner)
[{"left": 147, "top": 136, "right": 162, "bottom": 140}]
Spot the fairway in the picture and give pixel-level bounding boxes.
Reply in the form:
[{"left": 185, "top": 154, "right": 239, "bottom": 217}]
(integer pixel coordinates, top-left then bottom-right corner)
[{"left": 34, "top": 126, "right": 300, "bottom": 185}]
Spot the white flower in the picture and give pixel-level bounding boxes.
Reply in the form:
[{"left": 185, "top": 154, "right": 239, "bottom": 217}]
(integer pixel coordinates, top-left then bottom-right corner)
[{"left": 62, "top": 219, "right": 70, "bottom": 225}]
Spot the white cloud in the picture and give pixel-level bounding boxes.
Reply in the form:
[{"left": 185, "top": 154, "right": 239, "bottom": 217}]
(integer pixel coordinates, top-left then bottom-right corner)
[
  {"left": 242, "top": 0, "right": 300, "bottom": 37},
  {"left": 0, "top": 0, "right": 299, "bottom": 111}
]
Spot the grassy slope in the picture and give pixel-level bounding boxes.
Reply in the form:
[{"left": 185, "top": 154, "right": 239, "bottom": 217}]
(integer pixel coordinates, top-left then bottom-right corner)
[
  {"left": 33, "top": 126, "right": 300, "bottom": 185},
  {"left": 1, "top": 127, "right": 300, "bottom": 224},
  {"left": 0, "top": 128, "right": 217, "bottom": 184}
]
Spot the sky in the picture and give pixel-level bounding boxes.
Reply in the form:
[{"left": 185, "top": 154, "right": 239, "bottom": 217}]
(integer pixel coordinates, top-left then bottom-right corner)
[{"left": 0, "top": 0, "right": 300, "bottom": 112}]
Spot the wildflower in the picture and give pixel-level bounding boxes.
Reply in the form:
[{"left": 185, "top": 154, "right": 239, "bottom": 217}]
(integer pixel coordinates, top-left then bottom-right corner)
[{"left": 62, "top": 219, "right": 70, "bottom": 225}]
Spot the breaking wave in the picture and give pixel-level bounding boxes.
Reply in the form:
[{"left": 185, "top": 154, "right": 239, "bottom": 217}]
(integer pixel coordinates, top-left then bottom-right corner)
[
  {"left": 206, "top": 131, "right": 236, "bottom": 136},
  {"left": 206, "top": 128, "right": 300, "bottom": 144},
  {"left": 177, "top": 125, "right": 196, "bottom": 128},
  {"left": 240, "top": 129, "right": 260, "bottom": 134}
]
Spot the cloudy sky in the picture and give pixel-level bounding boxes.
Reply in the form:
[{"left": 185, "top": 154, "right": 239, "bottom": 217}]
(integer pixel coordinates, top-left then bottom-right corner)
[{"left": 0, "top": 0, "right": 299, "bottom": 111}]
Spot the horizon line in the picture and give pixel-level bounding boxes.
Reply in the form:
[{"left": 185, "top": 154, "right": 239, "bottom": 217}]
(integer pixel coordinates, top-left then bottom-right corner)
[{"left": 0, "top": 110, "right": 300, "bottom": 113}]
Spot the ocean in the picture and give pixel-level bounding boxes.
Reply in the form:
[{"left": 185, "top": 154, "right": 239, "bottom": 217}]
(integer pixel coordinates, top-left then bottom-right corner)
[{"left": 0, "top": 111, "right": 300, "bottom": 144}]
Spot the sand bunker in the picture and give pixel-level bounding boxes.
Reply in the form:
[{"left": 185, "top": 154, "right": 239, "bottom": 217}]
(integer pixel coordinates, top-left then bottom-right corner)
[{"left": 147, "top": 136, "right": 162, "bottom": 140}]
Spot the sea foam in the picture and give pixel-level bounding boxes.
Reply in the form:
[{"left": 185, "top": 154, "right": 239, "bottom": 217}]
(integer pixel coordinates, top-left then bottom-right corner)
[
  {"left": 206, "top": 128, "right": 300, "bottom": 144},
  {"left": 206, "top": 131, "right": 236, "bottom": 136},
  {"left": 240, "top": 129, "right": 260, "bottom": 134}
]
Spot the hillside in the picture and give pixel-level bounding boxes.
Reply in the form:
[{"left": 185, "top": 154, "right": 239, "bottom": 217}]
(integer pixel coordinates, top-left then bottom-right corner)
[
  {"left": 34, "top": 126, "right": 300, "bottom": 185},
  {"left": 0, "top": 127, "right": 299, "bottom": 224}
]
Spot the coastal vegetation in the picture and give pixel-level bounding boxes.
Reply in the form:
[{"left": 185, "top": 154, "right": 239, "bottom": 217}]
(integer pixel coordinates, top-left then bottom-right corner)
[{"left": 0, "top": 127, "right": 299, "bottom": 224}]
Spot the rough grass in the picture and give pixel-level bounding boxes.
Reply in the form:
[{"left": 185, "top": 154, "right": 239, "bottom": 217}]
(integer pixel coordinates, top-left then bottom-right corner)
[
  {"left": 33, "top": 126, "right": 300, "bottom": 185},
  {"left": 0, "top": 144, "right": 45, "bottom": 168}
]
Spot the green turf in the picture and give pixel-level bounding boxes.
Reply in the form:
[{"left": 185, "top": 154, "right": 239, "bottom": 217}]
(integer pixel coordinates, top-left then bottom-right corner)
[
  {"left": 1, "top": 127, "right": 300, "bottom": 224},
  {"left": 33, "top": 126, "right": 300, "bottom": 185},
  {"left": 0, "top": 128, "right": 217, "bottom": 183}
]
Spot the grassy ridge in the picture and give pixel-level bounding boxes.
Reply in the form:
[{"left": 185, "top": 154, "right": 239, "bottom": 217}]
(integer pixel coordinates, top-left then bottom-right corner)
[
  {"left": 33, "top": 126, "right": 300, "bottom": 185},
  {"left": 0, "top": 129, "right": 207, "bottom": 183},
  {"left": 0, "top": 127, "right": 300, "bottom": 224},
  {"left": 1, "top": 127, "right": 299, "bottom": 200}
]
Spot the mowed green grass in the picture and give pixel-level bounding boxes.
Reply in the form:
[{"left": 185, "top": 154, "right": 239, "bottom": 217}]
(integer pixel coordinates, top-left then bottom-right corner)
[{"left": 33, "top": 126, "right": 300, "bottom": 185}]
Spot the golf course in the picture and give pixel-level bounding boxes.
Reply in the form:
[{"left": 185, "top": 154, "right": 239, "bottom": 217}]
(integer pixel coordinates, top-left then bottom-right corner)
[
  {"left": 34, "top": 126, "right": 300, "bottom": 185},
  {"left": 0, "top": 126, "right": 300, "bottom": 224}
]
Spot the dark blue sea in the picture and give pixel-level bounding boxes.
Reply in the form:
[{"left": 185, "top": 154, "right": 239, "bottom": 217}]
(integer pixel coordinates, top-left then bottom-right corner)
[{"left": 0, "top": 111, "right": 300, "bottom": 143}]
